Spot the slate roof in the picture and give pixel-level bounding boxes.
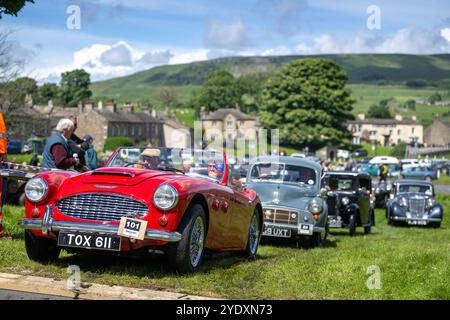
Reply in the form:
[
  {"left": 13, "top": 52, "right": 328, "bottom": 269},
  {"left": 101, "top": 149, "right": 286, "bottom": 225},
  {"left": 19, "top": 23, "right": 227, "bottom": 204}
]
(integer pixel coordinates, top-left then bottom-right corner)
[
  {"left": 203, "top": 108, "right": 258, "bottom": 121},
  {"left": 347, "top": 118, "right": 419, "bottom": 125}
]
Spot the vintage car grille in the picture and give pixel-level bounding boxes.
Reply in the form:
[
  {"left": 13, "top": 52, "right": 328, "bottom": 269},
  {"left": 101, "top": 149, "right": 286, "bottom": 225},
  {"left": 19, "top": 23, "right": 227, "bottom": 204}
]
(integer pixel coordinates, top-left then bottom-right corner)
[
  {"left": 409, "top": 197, "right": 426, "bottom": 218},
  {"left": 56, "top": 193, "right": 149, "bottom": 222},
  {"left": 263, "top": 208, "right": 299, "bottom": 225}
]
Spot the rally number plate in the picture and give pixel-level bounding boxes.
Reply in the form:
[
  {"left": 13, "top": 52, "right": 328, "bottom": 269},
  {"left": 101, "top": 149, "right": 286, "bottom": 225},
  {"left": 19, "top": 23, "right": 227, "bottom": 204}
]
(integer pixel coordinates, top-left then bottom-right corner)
[
  {"left": 58, "top": 232, "right": 121, "bottom": 251},
  {"left": 298, "top": 223, "right": 314, "bottom": 235},
  {"left": 118, "top": 217, "right": 148, "bottom": 240}
]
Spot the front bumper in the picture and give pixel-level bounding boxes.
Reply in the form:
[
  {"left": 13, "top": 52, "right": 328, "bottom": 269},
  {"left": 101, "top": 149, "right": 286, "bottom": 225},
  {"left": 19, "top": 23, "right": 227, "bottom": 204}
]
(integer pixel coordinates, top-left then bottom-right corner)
[
  {"left": 21, "top": 205, "right": 182, "bottom": 243},
  {"left": 390, "top": 216, "right": 442, "bottom": 224}
]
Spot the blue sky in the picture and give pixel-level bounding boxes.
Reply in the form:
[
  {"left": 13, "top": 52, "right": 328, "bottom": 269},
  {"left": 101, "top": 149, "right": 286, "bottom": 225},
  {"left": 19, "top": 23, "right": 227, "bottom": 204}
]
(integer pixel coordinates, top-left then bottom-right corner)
[{"left": 2, "top": 0, "right": 450, "bottom": 82}]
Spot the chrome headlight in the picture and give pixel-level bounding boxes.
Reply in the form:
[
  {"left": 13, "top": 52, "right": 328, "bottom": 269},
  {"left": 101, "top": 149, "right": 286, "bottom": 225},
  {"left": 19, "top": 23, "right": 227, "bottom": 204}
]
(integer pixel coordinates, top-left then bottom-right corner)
[
  {"left": 25, "top": 177, "right": 48, "bottom": 202},
  {"left": 341, "top": 197, "right": 350, "bottom": 206},
  {"left": 399, "top": 197, "right": 408, "bottom": 207},
  {"left": 153, "top": 184, "right": 178, "bottom": 210},
  {"left": 308, "top": 198, "right": 323, "bottom": 214},
  {"left": 427, "top": 198, "right": 435, "bottom": 209}
]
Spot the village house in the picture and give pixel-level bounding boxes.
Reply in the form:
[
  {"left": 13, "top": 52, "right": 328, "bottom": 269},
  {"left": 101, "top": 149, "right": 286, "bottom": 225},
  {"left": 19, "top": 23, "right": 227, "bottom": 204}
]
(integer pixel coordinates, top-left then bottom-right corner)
[
  {"left": 76, "top": 101, "right": 192, "bottom": 151},
  {"left": 9, "top": 99, "right": 191, "bottom": 151},
  {"left": 347, "top": 114, "right": 423, "bottom": 147},
  {"left": 424, "top": 115, "right": 450, "bottom": 147},
  {"left": 201, "top": 108, "right": 260, "bottom": 143}
]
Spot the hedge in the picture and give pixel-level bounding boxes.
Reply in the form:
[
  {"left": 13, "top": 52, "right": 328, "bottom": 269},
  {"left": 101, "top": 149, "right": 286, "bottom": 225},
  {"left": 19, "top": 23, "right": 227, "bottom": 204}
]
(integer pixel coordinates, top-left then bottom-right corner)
[{"left": 103, "top": 136, "right": 134, "bottom": 152}]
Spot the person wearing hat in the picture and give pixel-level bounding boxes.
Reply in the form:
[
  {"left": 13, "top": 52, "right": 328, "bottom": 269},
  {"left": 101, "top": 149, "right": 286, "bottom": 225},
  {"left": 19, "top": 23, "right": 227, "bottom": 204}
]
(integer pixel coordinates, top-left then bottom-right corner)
[
  {"left": 207, "top": 162, "right": 224, "bottom": 180},
  {"left": 83, "top": 134, "right": 97, "bottom": 170}
]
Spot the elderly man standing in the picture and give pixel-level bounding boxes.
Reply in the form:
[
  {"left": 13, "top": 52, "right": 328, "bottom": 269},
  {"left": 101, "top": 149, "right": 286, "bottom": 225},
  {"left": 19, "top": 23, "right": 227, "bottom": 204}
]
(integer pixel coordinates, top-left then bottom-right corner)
[{"left": 43, "top": 118, "right": 83, "bottom": 170}]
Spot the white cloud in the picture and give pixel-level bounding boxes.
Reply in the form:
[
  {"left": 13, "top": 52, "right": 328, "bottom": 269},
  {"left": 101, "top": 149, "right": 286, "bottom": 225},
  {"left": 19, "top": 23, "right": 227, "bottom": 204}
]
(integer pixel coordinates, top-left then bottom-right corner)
[
  {"left": 441, "top": 28, "right": 450, "bottom": 43},
  {"left": 204, "top": 17, "right": 254, "bottom": 50},
  {"left": 294, "top": 27, "right": 450, "bottom": 55}
]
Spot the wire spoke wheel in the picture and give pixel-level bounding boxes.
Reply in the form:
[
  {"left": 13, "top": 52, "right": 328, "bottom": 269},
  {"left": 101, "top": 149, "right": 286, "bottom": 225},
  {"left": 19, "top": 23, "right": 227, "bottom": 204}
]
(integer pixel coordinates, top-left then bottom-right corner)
[
  {"left": 189, "top": 216, "right": 205, "bottom": 268},
  {"left": 248, "top": 214, "right": 259, "bottom": 255}
]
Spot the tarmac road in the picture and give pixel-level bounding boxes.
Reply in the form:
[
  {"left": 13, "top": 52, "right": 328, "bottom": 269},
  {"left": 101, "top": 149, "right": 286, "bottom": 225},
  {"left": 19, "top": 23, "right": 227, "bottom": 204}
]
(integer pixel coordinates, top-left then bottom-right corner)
[
  {"left": 435, "top": 184, "right": 450, "bottom": 195},
  {"left": 0, "top": 289, "right": 72, "bottom": 300}
]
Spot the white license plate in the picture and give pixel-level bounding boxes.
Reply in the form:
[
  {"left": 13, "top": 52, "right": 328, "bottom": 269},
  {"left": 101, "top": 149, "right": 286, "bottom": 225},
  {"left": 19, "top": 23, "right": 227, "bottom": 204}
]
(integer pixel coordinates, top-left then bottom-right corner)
[
  {"left": 263, "top": 226, "right": 291, "bottom": 238},
  {"left": 407, "top": 220, "right": 427, "bottom": 226},
  {"left": 329, "top": 220, "right": 342, "bottom": 228},
  {"left": 298, "top": 223, "right": 314, "bottom": 235}
]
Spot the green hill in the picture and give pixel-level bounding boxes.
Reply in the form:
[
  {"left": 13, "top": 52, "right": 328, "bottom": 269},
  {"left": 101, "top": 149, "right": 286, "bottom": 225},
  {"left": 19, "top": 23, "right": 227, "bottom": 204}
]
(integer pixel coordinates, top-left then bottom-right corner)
[{"left": 91, "top": 54, "right": 450, "bottom": 103}]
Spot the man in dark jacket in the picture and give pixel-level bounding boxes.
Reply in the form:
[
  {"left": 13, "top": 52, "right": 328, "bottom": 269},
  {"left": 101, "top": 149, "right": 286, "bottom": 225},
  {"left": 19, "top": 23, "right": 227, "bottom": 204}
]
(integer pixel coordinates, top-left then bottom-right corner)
[
  {"left": 68, "top": 115, "right": 88, "bottom": 166},
  {"left": 43, "top": 118, "right": 82, "bottom": 170}
]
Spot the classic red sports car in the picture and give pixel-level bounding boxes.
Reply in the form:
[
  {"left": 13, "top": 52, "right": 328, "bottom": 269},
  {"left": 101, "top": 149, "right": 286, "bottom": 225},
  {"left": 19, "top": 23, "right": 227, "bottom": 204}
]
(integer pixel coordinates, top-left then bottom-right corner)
[{"left": 21, "top": 147, "right": 262, "bottom": 273}]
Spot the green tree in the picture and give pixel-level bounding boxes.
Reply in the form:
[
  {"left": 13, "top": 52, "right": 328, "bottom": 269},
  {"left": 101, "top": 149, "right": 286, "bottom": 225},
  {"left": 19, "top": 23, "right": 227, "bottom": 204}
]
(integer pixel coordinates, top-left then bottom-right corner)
[
  {"left": 38, "top": 83, "right": 59, "bottom": 103},
  {"left": 404, "top": 99, "right": 416, "bottom": 110},
  {"left": 13, "top": 76, "right": 37, "bottom": 100},
  {"left": 0, "top": 0, "right": 34, "bottom": 18},
  {"left": 389, "top": 142, "right": 407, "bottom": 158},
  {"left": 157, "top": 86, "right": 178, "bottom": 111},
  {"left": 196, "top": 70, "right": 241, "bottom": 112},
  {"left": 260, "top": 58, "right": 355, "bottom": 149},
  {"left": 366, "top": 104, "right": 392, "bottom": 119},
  {"left": 59, "top": 69, "right": 92, "bottom": 107},
  {"left": 428, "top": 92, "right": 442, "bottom": 105}
]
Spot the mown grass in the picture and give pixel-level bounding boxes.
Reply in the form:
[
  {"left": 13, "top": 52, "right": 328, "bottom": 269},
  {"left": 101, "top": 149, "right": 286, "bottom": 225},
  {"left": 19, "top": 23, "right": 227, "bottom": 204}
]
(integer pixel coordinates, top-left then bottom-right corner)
[
  {"left": 1, "top": 195, "right": 449, "bottom": 299},
  {"left": 437, "top": 174, "right": 450, "bottom": 186}
]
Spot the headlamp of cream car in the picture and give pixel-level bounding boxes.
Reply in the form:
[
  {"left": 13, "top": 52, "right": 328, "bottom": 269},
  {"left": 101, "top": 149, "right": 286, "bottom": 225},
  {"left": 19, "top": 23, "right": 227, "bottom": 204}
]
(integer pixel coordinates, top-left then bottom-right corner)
[
  {"left": 153, "top": 184, "right": 178, "bottom": 210},
  {"left": 25, "top": 177, "right": 48, "bottom": 202}
]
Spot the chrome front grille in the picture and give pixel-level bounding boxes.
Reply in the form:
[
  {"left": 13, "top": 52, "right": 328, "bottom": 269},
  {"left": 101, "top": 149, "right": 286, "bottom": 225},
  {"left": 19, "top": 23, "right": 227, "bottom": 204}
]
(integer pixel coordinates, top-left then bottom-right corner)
[
  {"left": 263, "top": 208, "right": 299, "bottom": 225},
  {"left": 56, "top": 193, "right": 148, "bottom": 222},
  {"left": 409, "top": 197, "right": 425, "bottom": 218}
]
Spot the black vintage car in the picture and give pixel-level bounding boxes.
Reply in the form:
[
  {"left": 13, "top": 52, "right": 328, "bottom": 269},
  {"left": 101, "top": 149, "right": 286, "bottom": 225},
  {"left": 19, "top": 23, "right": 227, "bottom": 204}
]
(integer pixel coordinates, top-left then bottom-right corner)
[
  {"left": 322, "top": 172, "right": 375, "bottom": 235},
  {"left": 386, "top": 180, "right": 443, "bottom": 228}
]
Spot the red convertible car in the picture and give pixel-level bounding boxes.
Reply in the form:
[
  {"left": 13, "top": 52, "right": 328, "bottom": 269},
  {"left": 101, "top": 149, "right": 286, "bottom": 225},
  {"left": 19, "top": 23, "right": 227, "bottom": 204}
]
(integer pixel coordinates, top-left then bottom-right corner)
[{"left": 21, "top": 147, "right": 262, "bottom": 273}]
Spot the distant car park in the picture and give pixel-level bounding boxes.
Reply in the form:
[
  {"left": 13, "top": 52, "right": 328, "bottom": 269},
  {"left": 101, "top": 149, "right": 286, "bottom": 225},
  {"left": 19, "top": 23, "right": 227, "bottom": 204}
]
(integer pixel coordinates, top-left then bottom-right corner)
[
  {"left": 352, "top": 149, "right": 368, "bottom": 158},
  {"left": 400, "top": 166, "right": 439, "bottom": 181}
]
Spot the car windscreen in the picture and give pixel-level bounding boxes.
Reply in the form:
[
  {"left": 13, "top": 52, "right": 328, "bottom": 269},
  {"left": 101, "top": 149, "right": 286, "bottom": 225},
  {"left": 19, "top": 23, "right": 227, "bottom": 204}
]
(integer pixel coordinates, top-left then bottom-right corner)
[
  {"left": 107, "top": 147, "right": 225, "bottom": 182},
  {"left": 398, "top": 184, "right": 432, "bottom": 194},
  {"left": 323, "top": 176, "right": 356, "bottom": 191},
  {"left": 250, "top": 163, "right": 316, "bottom": 187}
]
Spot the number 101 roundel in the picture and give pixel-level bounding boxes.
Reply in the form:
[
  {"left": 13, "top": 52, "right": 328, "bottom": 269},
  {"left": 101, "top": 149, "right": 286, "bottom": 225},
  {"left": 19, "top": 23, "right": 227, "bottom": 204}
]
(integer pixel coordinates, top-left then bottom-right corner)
[{"left": 21, "top": 147, "right": 263, "bottom": 273}]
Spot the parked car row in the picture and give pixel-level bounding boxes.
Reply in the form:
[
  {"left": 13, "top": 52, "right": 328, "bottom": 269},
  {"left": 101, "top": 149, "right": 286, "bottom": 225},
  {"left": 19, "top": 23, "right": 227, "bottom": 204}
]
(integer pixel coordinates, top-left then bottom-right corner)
[
  {"left": 5, "top": 147, "right": 445, "bottom": 274},
  {"left": 6, "top": 136, "right": 46, "bottom": 155}
]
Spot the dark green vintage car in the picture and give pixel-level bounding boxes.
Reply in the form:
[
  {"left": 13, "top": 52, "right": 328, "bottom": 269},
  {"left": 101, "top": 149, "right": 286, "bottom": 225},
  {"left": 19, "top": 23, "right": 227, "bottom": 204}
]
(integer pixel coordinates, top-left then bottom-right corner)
[{"left": 322, "top": 172, "right": 375, "bottom": 235}]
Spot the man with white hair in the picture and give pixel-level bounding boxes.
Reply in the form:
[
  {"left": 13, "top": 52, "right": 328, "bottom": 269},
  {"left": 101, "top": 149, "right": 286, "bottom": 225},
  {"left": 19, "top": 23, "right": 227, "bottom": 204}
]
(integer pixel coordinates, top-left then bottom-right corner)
[{"left": 42, "top": 118, "right": 82, "bottom": 170}]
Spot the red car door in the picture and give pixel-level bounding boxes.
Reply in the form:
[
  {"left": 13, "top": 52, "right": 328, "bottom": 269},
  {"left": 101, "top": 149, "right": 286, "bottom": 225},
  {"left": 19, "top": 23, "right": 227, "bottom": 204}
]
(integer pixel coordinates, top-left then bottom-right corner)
[{"left": 226, "top": 176, "right": 253, "bottom": 249}]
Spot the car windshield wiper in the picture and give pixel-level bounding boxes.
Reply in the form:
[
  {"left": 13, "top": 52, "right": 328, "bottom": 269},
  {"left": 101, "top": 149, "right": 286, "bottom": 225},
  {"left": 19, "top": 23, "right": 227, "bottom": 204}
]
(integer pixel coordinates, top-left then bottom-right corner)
[{"left": 157, "top": 166, "right": 185, "bottom": 174}]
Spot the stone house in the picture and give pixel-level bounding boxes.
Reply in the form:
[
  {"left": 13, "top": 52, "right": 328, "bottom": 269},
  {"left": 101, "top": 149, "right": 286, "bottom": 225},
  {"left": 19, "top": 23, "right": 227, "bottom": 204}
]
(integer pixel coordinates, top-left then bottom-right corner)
[
  {"left": 76, "top": 101, "right": 191, "bottom": 151},
  {"left": 201, "top": 108, "right": 260, "bottom": 143},
  {"left": 424, "top": 116, "right": 450, "bottom": 147},
  {"left": 347, "top": 114, "right": 423, "bottom": 147}
]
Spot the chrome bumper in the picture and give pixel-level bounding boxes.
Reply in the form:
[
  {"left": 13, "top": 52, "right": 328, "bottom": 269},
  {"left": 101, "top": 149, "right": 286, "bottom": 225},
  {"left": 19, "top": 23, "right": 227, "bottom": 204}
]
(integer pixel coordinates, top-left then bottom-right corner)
[
  {"left": 391, "top": 216, "right": 441, "bottom": 222},
  {"left": 21, "top": 206, "right": 182, "bottom": 243}
]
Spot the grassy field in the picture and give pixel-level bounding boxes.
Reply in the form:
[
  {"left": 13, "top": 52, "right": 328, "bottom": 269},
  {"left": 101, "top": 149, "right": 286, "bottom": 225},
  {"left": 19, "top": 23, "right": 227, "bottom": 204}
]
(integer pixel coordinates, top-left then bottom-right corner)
[
  {"left": 349, "top": 84, "right": 450, "bottom": 126},
  {"left": 1, "top": 194, "right": 449, "bottom": 299},
  {"left": 437, "top": 174, "right": 450, "bottom": 185}
]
